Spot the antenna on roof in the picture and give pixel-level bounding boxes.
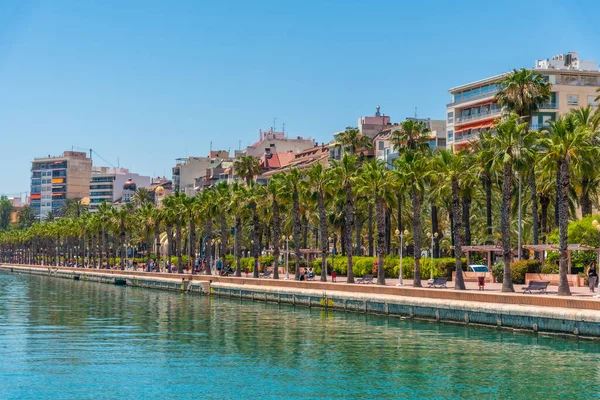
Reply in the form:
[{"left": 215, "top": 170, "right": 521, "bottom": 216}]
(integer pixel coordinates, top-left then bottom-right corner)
[
  {"left": 210, "top": 141, "right": 212, "bottom": 152},
  {"left": 414, "top": 107, "right": 418, "bottom": 119},
  {"left": 273, "top": 118, "right": 277, "bottom": 131},
  {"left": 282, "top": 123, "right": 286, "bottom": 135}
]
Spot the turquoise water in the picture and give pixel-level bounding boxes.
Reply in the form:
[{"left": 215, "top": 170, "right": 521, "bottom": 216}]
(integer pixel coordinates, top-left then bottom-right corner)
[{"left": 0, "top": 273, "right": 598, "bottom": 399}]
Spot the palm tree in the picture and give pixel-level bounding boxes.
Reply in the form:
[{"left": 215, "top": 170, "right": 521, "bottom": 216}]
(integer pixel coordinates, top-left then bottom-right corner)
[
  {"left": 234, "top": 155, "right": 261, "bottom": 185},
  {"left": 355, "top": 160, "right": 395, "bottom": 285},
  {"left": 214, "top": 181, "right": 231, "bottom": 273},
  {"left": 472, "top": 130, "right": 497, "bottom": 239},
  {"left": 306, "top": 163, "right": 332, "bottom": 282},
  {"left": 483, "top": 114, "right": 530, "bottom": 292},
  {"left": 572, "top": 106, "right": 600, "bottom": 216},
  {"left": 390, "top": 119, "right": 432, "bottom": 154},
  {"left": 541, "top": 113, "right": 597, "bottom": 296},
  {"left": 230, "top": 182, "right": 248, "bottom": 277},
  {"left": 394, "top": 151, "right": 431, "bottom": 287},
  {"left": 330, "top": 154, "right": 358, "bottom": 283},
  {"left": 267, "top": 174, "right": 285, "bottom": 279},
  {"left": 496, "top": 68, "right": 551, "bottom": 252},
  {"left": 436, "top": 150, "right": 470, "bottom": 290},
  {"left": 132, "top": 187, "right": 152, "bottom": 206},
  {"left": 336, "top": 128, "right": 373, "bottom": 155},
  {"left": 282, "top": 168, "right": 305, "bottom": 280}
]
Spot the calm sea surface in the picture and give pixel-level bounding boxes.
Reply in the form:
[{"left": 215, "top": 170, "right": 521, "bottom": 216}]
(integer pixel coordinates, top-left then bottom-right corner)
[{"left": 0, "top": 272, "right": 598, "bottom": 399}]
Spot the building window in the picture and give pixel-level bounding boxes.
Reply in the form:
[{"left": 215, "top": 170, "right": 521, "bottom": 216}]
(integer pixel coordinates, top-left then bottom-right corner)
[
  {"left": 567, "top": 95, "right": 579, "bottom": 106},
  {"left": 588, "top": 96, "right": 598, "bottom": 107},
  {"left": 448, "top": 130, "right": 453, "bottom": 141},
  {"left": 447, "top": 112, "right": 453, "bottom": 124},
  {"left": 378, "top": 141, "right": 385, "bottom": 150}
]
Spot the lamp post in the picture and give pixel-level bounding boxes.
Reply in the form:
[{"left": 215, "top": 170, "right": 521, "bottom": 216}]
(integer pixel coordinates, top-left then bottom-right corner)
[
  {"left": 427, "top": 232, "right": 438, "bottom": 279},
  {"left": 395, "top": 229, "right": 408, "bottom": 286},
  {"left": 328, "top": 236, "right": 333, "bottom": 279},
  {"left": 281, "top": 235, "right": 292, "bottom": 280}
]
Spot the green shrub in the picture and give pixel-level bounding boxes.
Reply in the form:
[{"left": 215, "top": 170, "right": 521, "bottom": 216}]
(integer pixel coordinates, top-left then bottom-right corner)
[
  {"left": 541, "top": 262, "right": 559, "bottom": 274},
  {"left": 492, "top": 262, "right": 504, "bottom": 283}
]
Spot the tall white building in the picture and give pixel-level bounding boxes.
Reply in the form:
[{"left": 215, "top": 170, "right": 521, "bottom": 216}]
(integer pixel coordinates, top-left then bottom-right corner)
[{"left": 89, "top": 167, "right": 151, "bottom": 212}]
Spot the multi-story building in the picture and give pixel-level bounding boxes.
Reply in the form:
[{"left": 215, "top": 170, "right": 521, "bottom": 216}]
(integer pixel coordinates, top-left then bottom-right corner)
[
  {"left": 89, "top": 167, "right": 151, "bottom": 212},
  {"left": 242, "top": 128, "right": 315, "bottom": 158},
  {"left": 358, "top": 106, "right": 391, "bottom": 139},
  {"left": 30, "top": 151, "right": 92, "bottom": 220},
  {"left": 447, "top": 51, "right": 600, "bottom": 151},
  {"left": 172, "top": 150, "right": 232, "bottom": 195}
]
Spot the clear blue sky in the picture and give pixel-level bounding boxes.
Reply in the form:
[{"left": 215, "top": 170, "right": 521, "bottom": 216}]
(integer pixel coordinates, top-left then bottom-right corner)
[{"left": 1, "top": 0, "right": 599, "bottom": 195}]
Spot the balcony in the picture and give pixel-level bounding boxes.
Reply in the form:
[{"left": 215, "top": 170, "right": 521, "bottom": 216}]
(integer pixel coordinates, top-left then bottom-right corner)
[
  {"left": 454, "top": 132, "right": 480, "bottom": 144},
  {"left": 447, "top": 87, "right": 500, "bottom": 107},
  {"left": 538, "top": 103, "right": 558, "bottom": 109},
  {"left": 455, "top": 108, "right": 501, "bottom": 124}
]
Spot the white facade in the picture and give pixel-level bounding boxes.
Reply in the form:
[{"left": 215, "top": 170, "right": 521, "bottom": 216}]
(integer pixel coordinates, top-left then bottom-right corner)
[{"left": 89, "top": 167, "right": 151, "bottom": 211}]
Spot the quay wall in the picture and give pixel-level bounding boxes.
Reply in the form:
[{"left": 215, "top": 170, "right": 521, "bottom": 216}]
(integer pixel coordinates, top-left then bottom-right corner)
[{"left": 2, "top": 264, "right": 600, "bottom": 338}]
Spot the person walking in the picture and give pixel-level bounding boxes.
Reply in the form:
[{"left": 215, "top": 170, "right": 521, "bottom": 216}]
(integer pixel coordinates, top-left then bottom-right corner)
[{"left": 586, "top": 261, "right": 598, "bottom": 293}]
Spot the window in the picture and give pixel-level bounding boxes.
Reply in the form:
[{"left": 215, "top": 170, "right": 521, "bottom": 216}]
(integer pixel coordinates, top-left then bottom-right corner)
[
  {"left": 448, "top": 130, "right": 454, "bottom": 141},
  {"left": 454, "top": 93, "right": 462, "bottom": 102},
  {"left": 378, "top": 141, "right": 385, "bottom": 150},
  {"left": 447, "top": 112, "right": 453, "bottom": 124},
  {"left": 567, "top": 95, "right": 578, "bottom": 106},
  {"left": 588, "top": 96, "right": 598, "bottom": 107}
]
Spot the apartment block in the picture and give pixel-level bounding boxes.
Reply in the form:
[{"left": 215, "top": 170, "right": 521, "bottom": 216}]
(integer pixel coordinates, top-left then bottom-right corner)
[
  {"left": 242, "top": 128, "right": 315, "bottom": 158},
  {"left": 374, "top": 118, "right": 446, "bottom": 164},
  {"left": 89, "top": 167, "right": 151, "bottom": 212},
  {"left": 447, "top": 51, "right": 600, "bottom": 151},
  {"left": 172, "top": 150, "right": 232, "bottom": 195},
  {"left": 30, "top": 151, "right": 92, "bottom": 220}
]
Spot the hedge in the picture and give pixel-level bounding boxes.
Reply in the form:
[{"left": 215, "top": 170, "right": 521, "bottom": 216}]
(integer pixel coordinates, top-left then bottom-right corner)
[{"left": 492, "top": 259, "right": 541, "bottom": 284}]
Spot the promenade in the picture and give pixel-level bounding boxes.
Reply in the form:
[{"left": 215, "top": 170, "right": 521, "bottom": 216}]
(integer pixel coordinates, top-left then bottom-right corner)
[{"left": 3, "top": 263, "right": 600, "bottom": 338}]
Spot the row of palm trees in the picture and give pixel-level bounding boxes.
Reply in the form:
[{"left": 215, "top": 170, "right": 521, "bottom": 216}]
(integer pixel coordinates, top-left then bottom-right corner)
[{"left": 1, "top": 70, "right": 599, "bottom": 296}]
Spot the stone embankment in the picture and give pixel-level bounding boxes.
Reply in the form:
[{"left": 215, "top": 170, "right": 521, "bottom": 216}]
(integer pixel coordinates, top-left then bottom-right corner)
[{"left": 2, "top": 264, "right": 599, "bottom": 339}]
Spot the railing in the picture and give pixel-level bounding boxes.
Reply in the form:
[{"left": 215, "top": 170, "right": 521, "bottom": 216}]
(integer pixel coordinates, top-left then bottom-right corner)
[
  {"left": 455, "top": 108, "right": 501, "bottom": 124},
  {"left": 538, "top": 103, "right": 558, "bottom": 109},
  {"left": 454, "top": 133, "right": 480, "bottom": 144},
  {"left": 447, "top": 87, "right": 500, "bottom": 107}
]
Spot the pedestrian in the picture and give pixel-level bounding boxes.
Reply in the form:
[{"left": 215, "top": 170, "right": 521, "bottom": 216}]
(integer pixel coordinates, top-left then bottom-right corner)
[
  {"left": 587, "top": 261, "right": 598, "bottom": 293},
  {"left": 331, "top": 269, "right": 337, "bottom": 283}
]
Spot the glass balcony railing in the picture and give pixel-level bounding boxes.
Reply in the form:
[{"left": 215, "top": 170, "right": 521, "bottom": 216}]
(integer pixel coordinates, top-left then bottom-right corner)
[
  {"left": 538, "top": 103, "right": 558, "bottom": 109},
  {"left": 455, "top": 108, "right": 501, "bottom": 124},
  {"left": 454, "top": 132, "right": 480, "bottom": 144},
  {"left": 448, "top": 87, "right": 500, "bottom": 107}
]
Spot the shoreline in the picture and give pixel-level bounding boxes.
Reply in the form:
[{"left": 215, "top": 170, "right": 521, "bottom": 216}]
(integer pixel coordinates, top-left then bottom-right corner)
[{"left": 2, "top": 263, "right": 600, "bottom": 339}]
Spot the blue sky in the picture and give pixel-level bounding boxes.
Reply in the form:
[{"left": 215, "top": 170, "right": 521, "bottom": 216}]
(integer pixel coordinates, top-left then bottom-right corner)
[{"left": 1, "top": 0, "right": 599, "bottom": 195}]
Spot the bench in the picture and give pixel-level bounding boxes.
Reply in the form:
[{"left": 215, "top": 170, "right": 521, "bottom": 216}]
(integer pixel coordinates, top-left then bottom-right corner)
[
  {"left": 427, "top": 277, "right": 448, "bottom": 288},
  {"left": 260, "top": 270, "right": 272, "bottom": 279},
  {"left": 357, "top": 274, "right": 374, "bottom": 284},
  {"left": 522, "top": 281, "right": 549, "bottom": 294}
]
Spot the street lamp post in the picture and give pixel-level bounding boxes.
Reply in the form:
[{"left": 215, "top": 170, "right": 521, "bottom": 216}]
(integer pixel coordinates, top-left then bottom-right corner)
[
  {"left": 395, "top": 229, "right": 409, "bottom": 286},
  {"left": 427, "top": 232, "right": 438, "bottom": 279},
  {"left": 281, "top": 235, "right": 292, "bottom": 280}
]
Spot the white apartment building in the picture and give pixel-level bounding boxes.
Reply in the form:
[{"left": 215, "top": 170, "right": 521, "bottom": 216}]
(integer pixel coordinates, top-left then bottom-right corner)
[{"left": 89, "top": 167, "right": 151, "bottom": 212}]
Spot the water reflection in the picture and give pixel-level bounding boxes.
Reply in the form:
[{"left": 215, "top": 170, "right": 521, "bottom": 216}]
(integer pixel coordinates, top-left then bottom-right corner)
[{"left": 0, "top": 273, "right": 598, "bottom": 399}]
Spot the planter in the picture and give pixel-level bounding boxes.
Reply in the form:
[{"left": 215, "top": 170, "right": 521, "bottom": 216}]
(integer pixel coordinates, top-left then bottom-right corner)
[{"left": 452, "top": 271, "right": 495, "bottom": 283}]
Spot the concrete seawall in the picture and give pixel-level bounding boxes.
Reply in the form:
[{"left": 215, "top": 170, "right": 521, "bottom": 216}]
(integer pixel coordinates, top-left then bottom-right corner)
[{"left": 2, "top": 264, "right": 600, "bottom": 339}]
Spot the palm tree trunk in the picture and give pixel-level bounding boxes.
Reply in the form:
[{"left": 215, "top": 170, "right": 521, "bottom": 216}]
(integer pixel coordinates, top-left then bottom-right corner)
[
  {"left": 384, "top": 208, "right": 391, "bottom": 255},
  {"left": 175, "top": 218, "right": 183, "bottom": 273},
  {"left": 452, "top": 178, "right": 466, "bottom": 290},
  {"left": 252, "top": 202, "right": 260, "bottom": 279},
  {"left": 205, "top": 219, "right": 212, "bottom": 275},
  {"left": 540, "top": 195, "right": 549, "bottom": 244},
  {"left": 189, "top": 218, "right": 196, "bottom": 273},
  {"left": 345, "top": 183, "right": 355, "bottom": 283},
  {"left": 411, "top": 189, "right": 422, "bottom": 287},
  {"left": 166, "top": 225, "right": 173, "bottom": 273},
  {"left": 318, "top": 190, "right": 328, "bottom": 282},
  {"left": 293, "top": 192, "right": 301, "bottom": 280},
  {"left": 272, "top": 200, "right": 280, "bottom": 279},
  {"left": 528, "top": 171, "right": 539, "bottom": 259},
  {"left": 120, "top": 222, "right": 126, "bottom": 270},
  {"left": 234, "top": 216, "right": 242, "bottom": 277},
  {"left": 220, "top": 211, "right": 227, "bottom": 275},
  {"left": 557, "top": 158, "right": 572, "bottom": 296},
  {"left": 431, "top": 204, "right": 439, "bottom": 258},
  {"left": 581, "top": 177, "right": 592, "bottom": 217},
  {"left": 554, "top": 166, "right": 561, "bottom": 229},
  {"left": 376, "top": 196, "right": 386, "bottom": 285},
  {"left": 355, "top": 216, "right": 363, "bottom": 256},
  {"left": 462, "top": 194, "right": 471, "bottom": 246},
  {"left": 368, "top": 203, "right": 374, "bottom": 257},
  {"left": 501, "top": 162, "right": 515, "bottom": 292},
  {"left": 485, "top": 174, "right": 493, "bottom": 237}
]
